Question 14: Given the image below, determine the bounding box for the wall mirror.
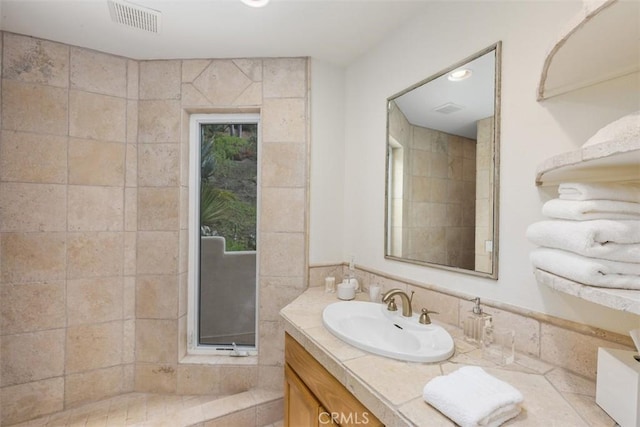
[385,42,501,279]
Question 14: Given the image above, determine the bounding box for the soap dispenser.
[463,297,492,344]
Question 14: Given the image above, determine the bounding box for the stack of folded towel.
[527,182,640,289]
[423,366,524,427]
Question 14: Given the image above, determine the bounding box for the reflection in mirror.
[385,43,501,279]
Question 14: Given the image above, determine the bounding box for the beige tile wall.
[0,31,309,425]
[387,101,476,269]
[134,59,181,396]
[475,116,494,273]
[169,56,309,394]
[308,264,635,380]
[406,126,476,269]
[0,33,134,425]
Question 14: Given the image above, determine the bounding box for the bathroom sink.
[322,301,455,363]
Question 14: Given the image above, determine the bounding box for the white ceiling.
[0,0,431,66]
[394,49,495,139]
[0,0,493,137]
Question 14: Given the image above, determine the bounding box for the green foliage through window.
[200,123,257,252]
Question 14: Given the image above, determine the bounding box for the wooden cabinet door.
[284,334,383,427]
[285,364,334,426]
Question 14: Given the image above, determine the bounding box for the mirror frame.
[384,42,501,279]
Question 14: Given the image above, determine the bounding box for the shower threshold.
[8,389,282,427]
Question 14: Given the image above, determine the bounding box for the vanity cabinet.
[284,333,383,427]
[285,364,329,426]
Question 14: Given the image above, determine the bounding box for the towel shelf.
[533,140,639,312]
[535,269,640,315]
[533,0,639,316]
[535,0,639,185]
[535,139,640,186]
[537,0,639,100]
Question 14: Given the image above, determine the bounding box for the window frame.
[187,113,261,356]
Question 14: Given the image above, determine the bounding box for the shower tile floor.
[9,390,283,427]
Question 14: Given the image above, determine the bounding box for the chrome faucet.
[382,289,414,317]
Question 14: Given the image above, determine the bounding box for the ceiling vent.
[108,0,161,34]
[433,102,465,115]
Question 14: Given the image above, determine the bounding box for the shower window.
[188,113,259,355]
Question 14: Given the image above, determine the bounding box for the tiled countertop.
[280,287,615,427]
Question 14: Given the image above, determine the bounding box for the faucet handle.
[386,297,398,312]
[418,308,439,325]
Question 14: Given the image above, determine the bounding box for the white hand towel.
[542,199,640,221]
[530,248,640,289]
[558,182,640,203]
[526,220,640,263]
[423,366,523,427]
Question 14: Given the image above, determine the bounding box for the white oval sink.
[322,301,455,363]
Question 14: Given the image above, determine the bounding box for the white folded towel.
[558,182,640,203]
[526,220,640,263]
[530,248,640,289]
[542,199,640,220]
[423,366,523,427]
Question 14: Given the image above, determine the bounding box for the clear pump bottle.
[463,297,492,344]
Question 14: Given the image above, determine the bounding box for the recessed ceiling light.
[448,69,472,81]
[241,0,270,7]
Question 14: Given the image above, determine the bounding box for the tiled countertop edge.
[281,288,617,427]
[281,312,414,426]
